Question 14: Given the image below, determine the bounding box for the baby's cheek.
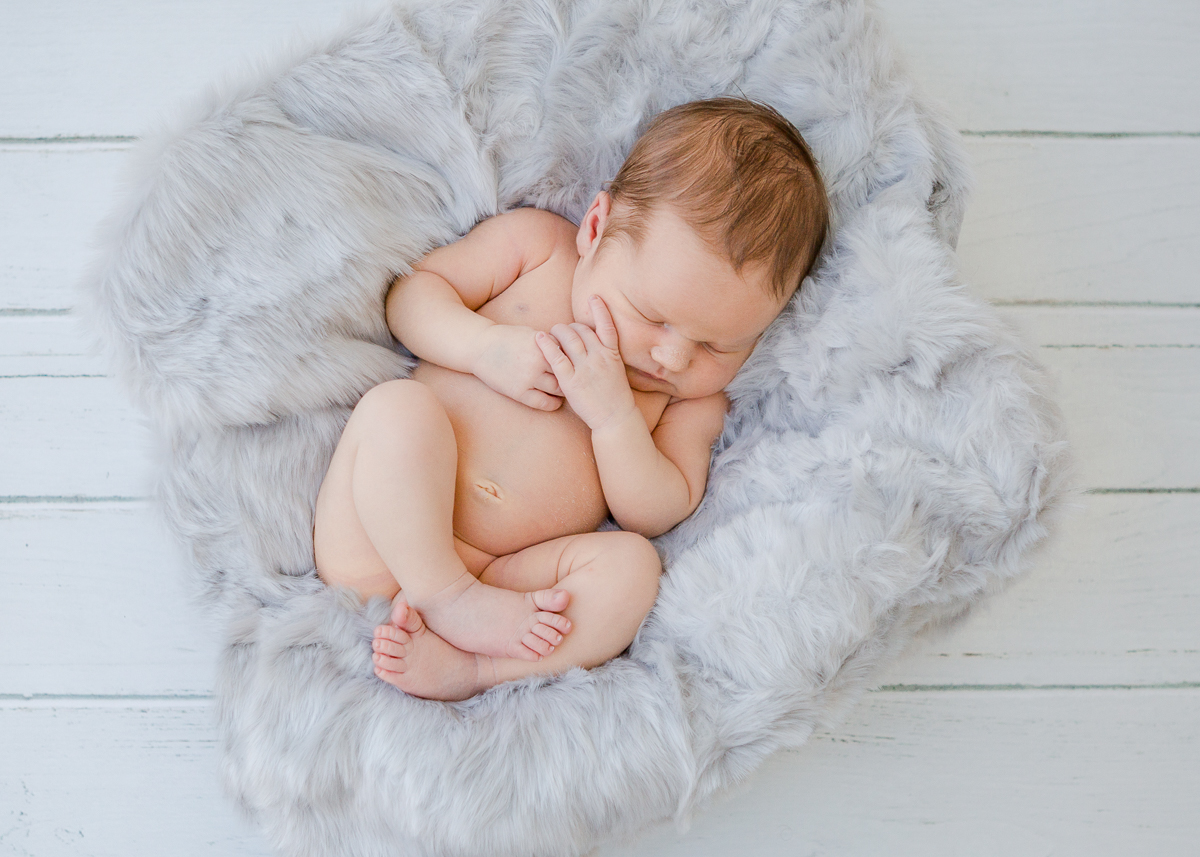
[694,363,738,397]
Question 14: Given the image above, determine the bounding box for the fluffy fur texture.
[78,0,1069,854]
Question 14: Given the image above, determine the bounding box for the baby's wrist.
[588,403,642,439]
[467,321,500,375]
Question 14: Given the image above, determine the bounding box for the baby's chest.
[476,255,574,330]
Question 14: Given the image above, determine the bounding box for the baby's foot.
[372,599,497,701]
[408,572,571,661]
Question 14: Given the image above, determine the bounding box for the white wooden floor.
[2,2,1198,855]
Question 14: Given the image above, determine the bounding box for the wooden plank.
[3,1,1198,138]
[1041,347,1200,489]
[881,493,1200,686]
[0,1,364,139]
[0,314,108,376]
[0,702,269,857]
[875,0,1200,132]
[959,136,1200,305]
[0,502,223,696]
[0,143,129,311]
[996,305,1200,349]
[602,688,1200,857]
[0,376,150,498]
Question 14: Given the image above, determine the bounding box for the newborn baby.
[314,98,828,700]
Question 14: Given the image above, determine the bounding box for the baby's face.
[572,195,788,400]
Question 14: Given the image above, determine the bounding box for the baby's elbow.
[613,514,663,540]
[613,503,691,540]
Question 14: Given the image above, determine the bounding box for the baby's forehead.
[618,205,786,337]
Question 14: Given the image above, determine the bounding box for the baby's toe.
[522,632,554,657]
[374,625,410,644]
[372,650,407,673]
[534,611,571,635]
[530,622,564,646]
[374,636,408,657]
[507,638,543,662]
[531,588,571,614]
[374,665,407,689]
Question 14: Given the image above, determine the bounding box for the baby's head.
[572,97,828,400]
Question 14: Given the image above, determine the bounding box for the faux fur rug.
[79,0,1069,854]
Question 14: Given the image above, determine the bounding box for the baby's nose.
[650,342,691,373]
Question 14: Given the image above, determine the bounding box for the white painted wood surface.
[604,689,1200,857]
[2,0,1197,855]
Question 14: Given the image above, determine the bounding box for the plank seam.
[0,693,212,701]
[1087,488,1200,494]
[4,686,1196,710]
[0,135,137,144]
[991,300,1200,309]
[878,682,1200,691]
[0,495,147,503]
[0,696,214,710]
[1040,344,1200,350]
[962,131,1200,139]
[0,309,73,317]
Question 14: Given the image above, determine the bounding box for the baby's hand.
[472,324,563,411]
[536,296,637,431]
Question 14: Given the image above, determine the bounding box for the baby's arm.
[537,297,725,537]
[592,393,725,537]
[386,209,564,410]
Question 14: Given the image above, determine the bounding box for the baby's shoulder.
[650,392,729,468]
[658,391,729,434]
[489,207,578,269]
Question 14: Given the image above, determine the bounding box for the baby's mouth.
[627,366,668,387]
[628,366,658,380]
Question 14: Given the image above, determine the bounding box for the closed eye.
[630,302,665,326]
[704,341,753,357]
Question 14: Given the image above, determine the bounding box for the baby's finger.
[519,389,563,411]
[569,322,603,351]
[589,295,620,350]
[550,323,588,359]
[534,371,563,397]
[535,331,574,378]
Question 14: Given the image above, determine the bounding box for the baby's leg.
[372,531,661,700]
[332,379,571,660]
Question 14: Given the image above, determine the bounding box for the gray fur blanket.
[79,0,1069,854]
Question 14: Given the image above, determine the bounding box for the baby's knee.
[352,379,448,435]
[608,532,662,608]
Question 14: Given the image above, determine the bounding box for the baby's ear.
[576,191,612,256]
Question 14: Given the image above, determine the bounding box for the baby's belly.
[412,362,609,557]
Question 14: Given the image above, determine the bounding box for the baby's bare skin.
[314,195,787,698]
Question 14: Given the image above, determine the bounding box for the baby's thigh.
[480,531,661,602]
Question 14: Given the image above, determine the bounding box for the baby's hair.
[602,97,828,300]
